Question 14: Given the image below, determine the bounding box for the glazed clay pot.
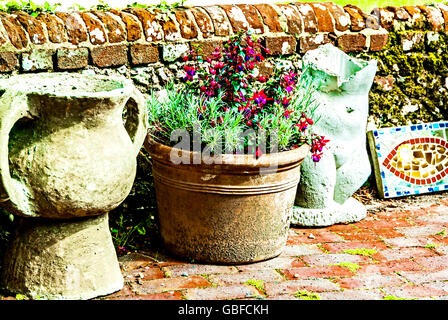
[0,73,147,299]
[145,137,309,264]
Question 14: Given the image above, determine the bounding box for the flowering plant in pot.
[145,31,329,264]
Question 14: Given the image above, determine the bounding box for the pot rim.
[0,73,134,99]
[144,134,310,169]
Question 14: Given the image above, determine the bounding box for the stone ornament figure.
[0,73,148,299]
[292,44,377,226]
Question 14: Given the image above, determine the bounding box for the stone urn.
[292,44,377,227]
[0,73,148,299]
[145,137,309,264]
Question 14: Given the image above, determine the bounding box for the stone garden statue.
[292,44,378,226]
[0,73,148,299]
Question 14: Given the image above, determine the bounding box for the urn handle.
[0,90,35,215]
[122,87,148,157]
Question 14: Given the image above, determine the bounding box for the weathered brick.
[414,255,448,270]
[0,52,18,72]
[184,285,260,300]
[319,289,385,300]
[137,275,212,295]
[301,253,370,267]
[36,13,66,43]
[335,273,406,290]
[254,4,282,33]
[343,5,366,31]
[155,9,181,42]
[382,284,448,299]
[403,6,425,26]
[190,7,213,38]
[385,5,411,20]
[13,11,47,45]
[130,44,159,65]
[265,36,297,56]
[21,49,54,72]
[293,3,318,33]
[127,267,165,281]
[417,5,444,31]
[202,6,231,36]
[208,270,284,286]
[109,291,183,300]
[397,224,443,237]
[323,2,350,32]
[371,7,396,30]
[80,12,107,45]
[115,10,142,42]
[400,268,448,284]
[337,33,366,52]
[162,42,189,62]
[123,7,163,42]
[236,257,300,272]
[370,33,389,51]
[0,14,29,49]
[380,247,437,261]
[281,244,323,257]
[436,3,448,30]
[220,5,249,32]
[236,4,264,34]
[189,40,222,59]
[276,4,303,34]
[264,279,340,296]
[309,2,334,32]
[282,265,355,280]
[288,229,343,244]
[358,260,424,275]
[174,9,198,39]
[322,240,389,253]
[55,12,88,45]
[56,48,89,70]
[163,263,238,278]
[91,11,126,43]
[91,44,127,67]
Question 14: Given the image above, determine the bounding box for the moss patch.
[294,290,321,300]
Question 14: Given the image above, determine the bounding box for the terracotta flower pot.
[144,136,309,264]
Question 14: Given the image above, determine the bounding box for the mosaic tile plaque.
[367,121,448,198]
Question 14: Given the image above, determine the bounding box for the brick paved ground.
[99,193,448,301]
[1,191,447,301]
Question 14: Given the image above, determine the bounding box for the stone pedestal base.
[0,213,123,300]
[291,197,367,227]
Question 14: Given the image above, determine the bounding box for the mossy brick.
[402,5,425,28]
[293,3,318,33]
[36,13,67,43]
[0,52,18,72]
[276,4,303,35]
[417,5,444,32]
[80,12,107,45]
[0,14,29,49]
[55,12,88,45]
[337,33,366,52]
[436,4,448,30]
[13,11,47,45]
[123,7,163,42]
[202,6,231,36]
[113,10,142,42]
[21,49,54,72]
[371,7,396,30]
[130,44,159,65]
[91,11,126,43]
[220,5,249,33]
[343,5,366,31]
[189,40,223,59]
[254,4,283,33]
[91,44,127,67]
[190,7,213,38]
[309,2,335,32]
[236,4,264,34]
[56,48,89,70]
[323,2,350,32]
[153,9,181,42]
[174,9,198,39]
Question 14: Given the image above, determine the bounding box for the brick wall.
[0,3,442,79]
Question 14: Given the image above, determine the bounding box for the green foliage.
[244,279,266,294]
[0,0,60,16]
[342,248,378,257]
[294,290,321,300]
